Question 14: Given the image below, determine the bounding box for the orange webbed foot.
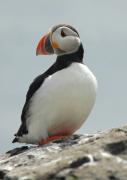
[38,135,69,145]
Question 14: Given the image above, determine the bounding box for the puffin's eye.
[61,29,66,37]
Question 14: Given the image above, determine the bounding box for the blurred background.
[0,0,127,153]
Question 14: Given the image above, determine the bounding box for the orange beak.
[36,33,54,56]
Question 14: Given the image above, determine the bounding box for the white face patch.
[51,26,81,55]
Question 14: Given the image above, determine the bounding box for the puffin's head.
[36,24,81,56]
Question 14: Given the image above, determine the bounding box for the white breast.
[20,62,97,144]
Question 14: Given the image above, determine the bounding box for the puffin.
[12,24,97,145]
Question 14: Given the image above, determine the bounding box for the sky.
[0,0,127,153]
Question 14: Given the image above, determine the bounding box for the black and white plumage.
[12,24,97,144]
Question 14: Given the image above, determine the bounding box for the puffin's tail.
[12,123,28,143]
[12,137,19,143]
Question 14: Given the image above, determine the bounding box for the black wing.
[13,63,56,140]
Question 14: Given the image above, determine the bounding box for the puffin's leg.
[38,135,69,145]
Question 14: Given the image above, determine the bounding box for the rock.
[0,126,127,180]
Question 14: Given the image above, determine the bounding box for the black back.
[13,44,84,140]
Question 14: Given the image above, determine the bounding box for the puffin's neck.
[44,44,84,75]
[56,44,84,68]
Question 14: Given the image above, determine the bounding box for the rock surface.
[0,125,127,180]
